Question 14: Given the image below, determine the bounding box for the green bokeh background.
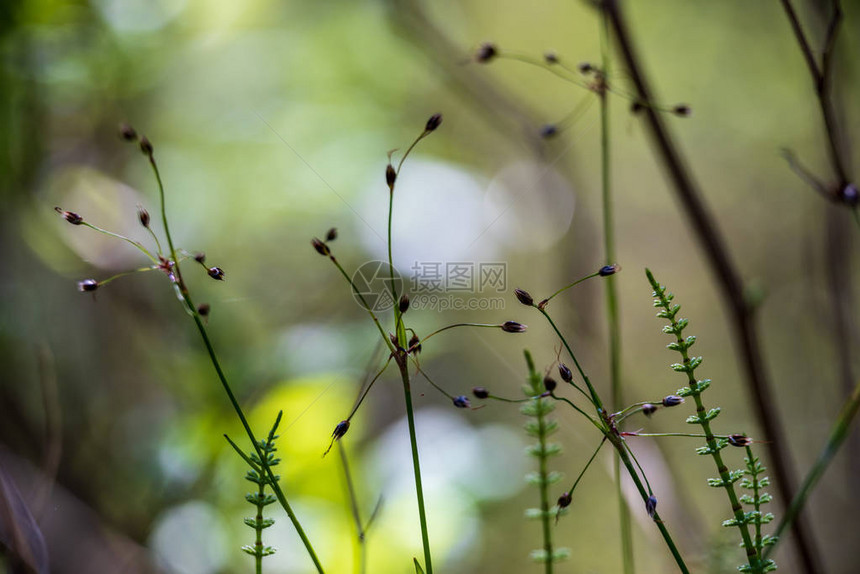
[2,0,859,572]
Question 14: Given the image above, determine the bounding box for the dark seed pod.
[475,42,497,63]
[662,395,684,407]
[557,492,572,509]
[425,113,443,132]
[642,403,658,416]
[514,288,534,307]
[452,395,471,408]
[409,333,422,354]
[325,227,338,242]
[630,101,644,114]
[578,62,593,74]
[55,207,84,225]
[599,264,621,277]
[197,303,210,317]
[472,386,489,399]
[672,105,691,117]
[332,420,350,440]
[311,238,330,256]
[840,183,858,206]
[399,294,410,314]
[139,136,154,156]
[543,376,557,392]
[728,434,752,447]
[646,495,658,517]
[207,267,225,281]
[77,279,99,292]
[137,206,150,228]
[119,123,138,141]
[500,321,527,333]
[386,164,397,188]
[194,252,206,264]
[558,363,573,383]
[544,52,558,64]
[540,124,558,139]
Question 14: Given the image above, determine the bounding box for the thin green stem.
[327,256,395,354]
[347,355,394,421]
[81,222,159,263]
[764,378,860,559]
[147,156,325,573]
[396,358,433,573]
[255,479,265,574]
[537,309,600,408]
[416,322,507,347]
[338,442,367,574]
[536,398,554,574]
[746,445,763,558]
[549,393,602,430]
[561,437,606,503]
[540,272,601,306]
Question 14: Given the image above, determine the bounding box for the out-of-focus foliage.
[2,0,859,573]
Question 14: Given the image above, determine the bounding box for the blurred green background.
[2,0,859,572]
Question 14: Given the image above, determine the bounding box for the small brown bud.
[599,264,621,277]
[475,42,497,63]
[642,403,658,416]
[630,101,644,114]
[728,434,753,447]
[197,303,210,317]
[540,125,558,139]
[137,205,150,228]
[385,164,397,189]
[54,207,83,225]
[325,227,338,242]
[578,62,593,74]
[500,321,527,333]
[453,395,471,408]
[207,267,225,281]
[662,395,684,407]
[311,238,330,256]
[139,136,153,156]
[472,386,489,399]
[544,52,558,64]
[557,492,572,509]
[543,376,557,392]
[646,495,658,517]
[194,252,206,264]
[77,279,99,292]
[558,363,573,383]
[672,105,691,117]
[119,123,138,141]
[840,184,858,206]
[514,288,534,306]
[425,113,443,132]
[409,333,422,355]
[332,420,350,440]
[399,294,410,314]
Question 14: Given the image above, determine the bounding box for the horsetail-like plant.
[225,412,284,573]
[521,350,568,571]
[646,269,775,573]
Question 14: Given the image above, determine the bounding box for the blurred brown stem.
[601,0,822,571]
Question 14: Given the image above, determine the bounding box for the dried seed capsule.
[425,113,443,132]
[77,279,99,292]
[557,492,572,509]
[544,52,558,64]
[139,136,153,156]
[332,420,350,440]
[578,62,593,74]
[55,207,83,225]
[197,303,210,317]
[662,395,684,407]
[399,294,410,313]
[119,123,138,141]
[325,227,338,242]
[207,267,225,281]
[385,164,397,188]
[558,363,573,383]
[840,183,858,206]
[641,403,658,416]
[630,101,644,114]
[728,434,752,447]
[672,105,691,117]
[452,395,471,408]
[194,252,206,264]
[409,333,422,355]
[540,125,558,139]
[500,321,527,333]
[599,264,621,277]
[514,288,534,307]
[646,495,658,517]
[472,386,489,399]
[543,376,557,392]
[137,206,150,228]
[311,238,330,256]
[475,42,497,63]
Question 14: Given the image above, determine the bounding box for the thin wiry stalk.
[147,156,325,573]
[338,442,367,574]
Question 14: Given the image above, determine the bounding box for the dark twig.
[601,1,821,571]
